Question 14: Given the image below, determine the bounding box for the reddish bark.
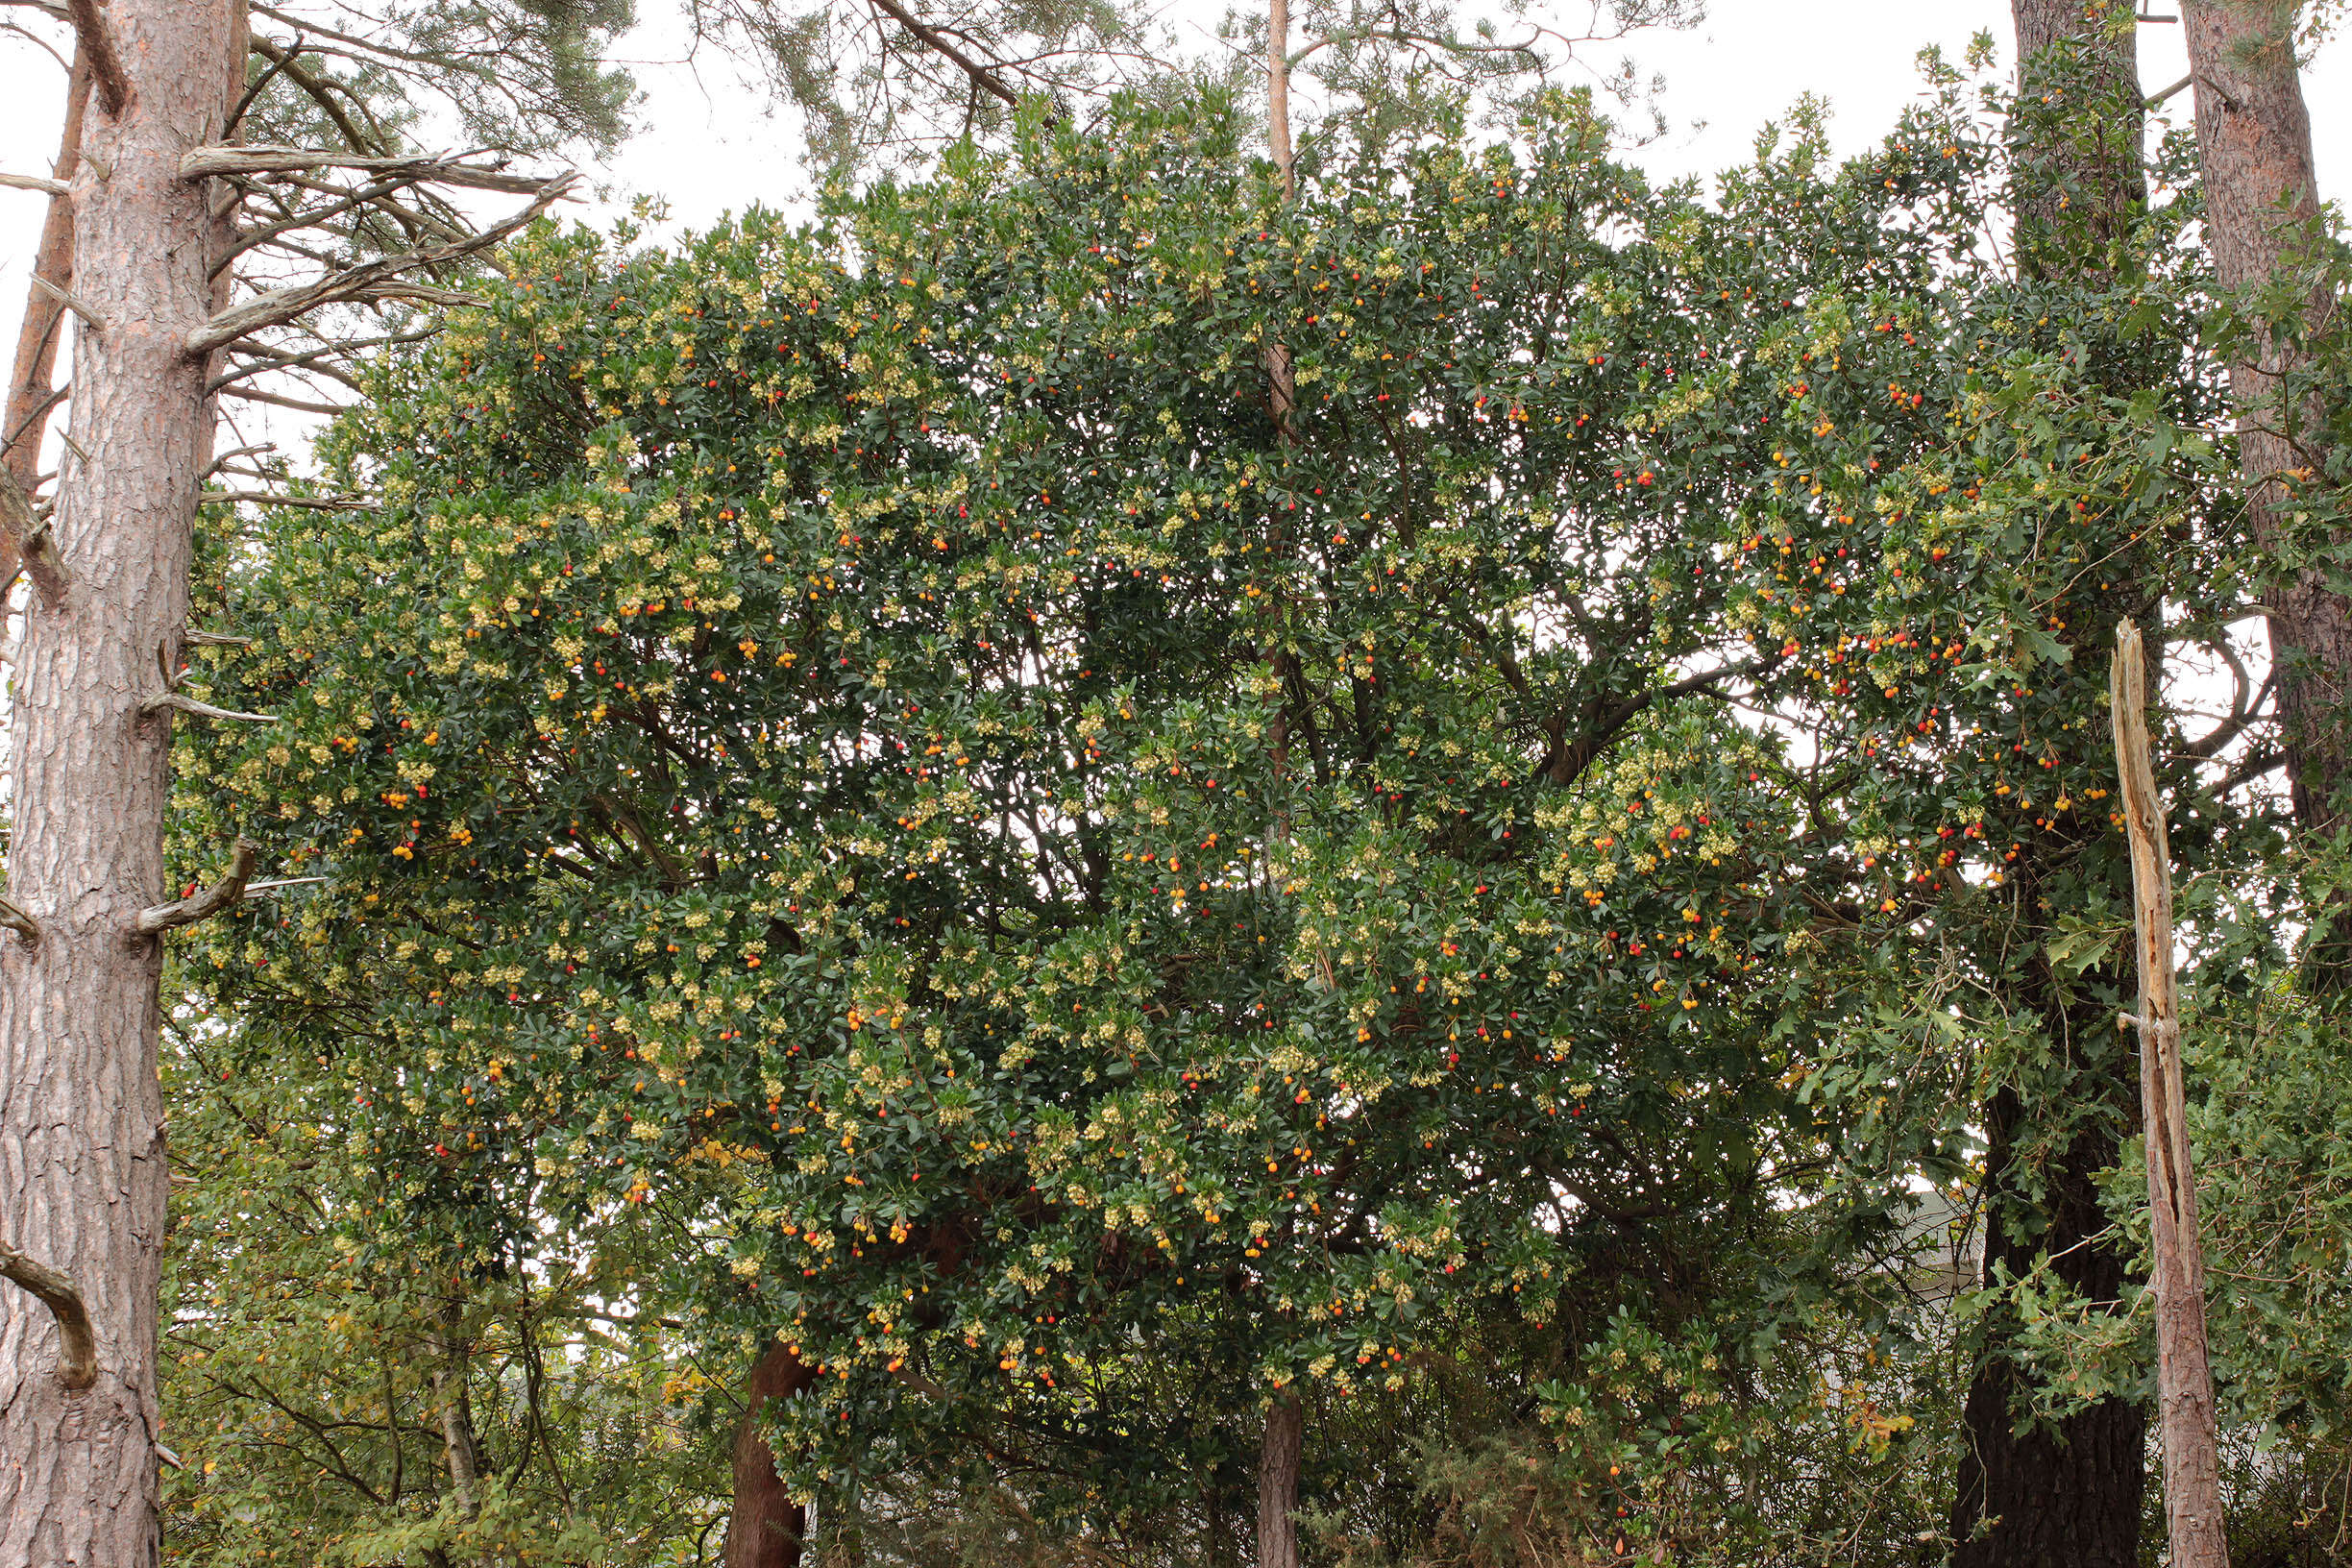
[726,1342,817,1568]
[0,3,244,1564]
[2183,0,2348,834]
[1257,1389,1302,1568]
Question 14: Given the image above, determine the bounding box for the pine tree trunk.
[726,1343,816,1568]
[0,2,240,1562]
[2181,0,2348,834]
[1257,1389,1302,1568]
[1947,9,2152,1564]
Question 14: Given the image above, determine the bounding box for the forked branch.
[136,839,258,935]
[0,1237,97,1389]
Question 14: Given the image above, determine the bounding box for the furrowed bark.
[726,1342,816,1568]
[0,3,241,1564]
[0,53,90,600]
[2182,0,2350,839]
[2112,622,2228,1568]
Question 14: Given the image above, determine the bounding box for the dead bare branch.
[141,691,278,725]
[0,894,41,943]
[184,174,574,356]
[182,143,556,196]
[0,462,68,604]
[0,172,67,196]
[28,272,104,332]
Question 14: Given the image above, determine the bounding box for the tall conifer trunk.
[1948,5,2150,1564]
[2181,0,2349,837]
[0,3,242,1561]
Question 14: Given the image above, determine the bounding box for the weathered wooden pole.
[2110,619,2229,1567]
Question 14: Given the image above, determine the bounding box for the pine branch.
[0,462,68,603]
[28,273,104,332]
[142,691,278,725]
[0,893,41,943]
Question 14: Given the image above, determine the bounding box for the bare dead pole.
[2110,619,2229,1568]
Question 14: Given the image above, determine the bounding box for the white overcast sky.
[0,3,2344,401]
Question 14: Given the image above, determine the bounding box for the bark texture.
[0,54,91,597]
[2183,0,2347,835]
[1948,8,2153,1564]
[0,2,240,1563]
[2112,624,2229,1568]
[1257,1389,1303,1568]
[726,1343,817,1568]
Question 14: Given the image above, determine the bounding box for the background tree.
[2182,0,2350,845]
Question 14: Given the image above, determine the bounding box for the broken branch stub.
[0,1238,98,1389]
[135,839,258,936]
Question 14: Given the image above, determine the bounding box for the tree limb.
[135,839,258,935]
[184,174,575,356]
[0,171,66,196]
[866,0,1020,107]
[142,691,278,725]
[183,144,557,196]
[0,1237,97,1388]
[28,272,104,331]
[201,489,375,510]
[62,0,127,116]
